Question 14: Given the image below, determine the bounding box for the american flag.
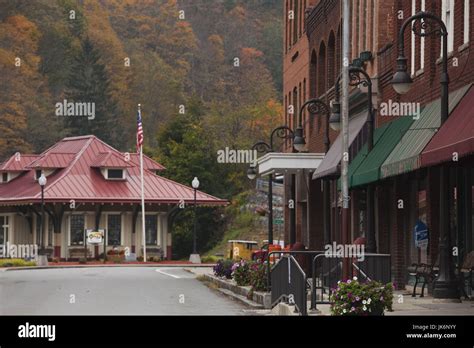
[136,105,144,152]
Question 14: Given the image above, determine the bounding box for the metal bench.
[407,261,438,297]
[459,251,474,299]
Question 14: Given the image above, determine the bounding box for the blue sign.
[414,220,428,249]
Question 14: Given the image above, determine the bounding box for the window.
[361,0,367,51]
[420,0,425,70]
[411,0,426,75]
[1,172,7,183]
[35,170,42,180]
[0,216,9,245]
[464,0,470,45]
[354,0,360,57]
[107,214,122,246]
[441,0,455,54]
[145,215,158,245]
[70,215,85,246]
[107,169,124,179]
[293,0,298,44]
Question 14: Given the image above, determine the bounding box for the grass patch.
[0,258,36,267]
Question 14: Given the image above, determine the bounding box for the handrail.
[267,250,325,289]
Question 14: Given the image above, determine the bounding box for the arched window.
[294,0,299,44]
[317,41,326,97]
[336,24,342,79]
[328,32,336,87]
[293,87,298,129]
[310,50,317,98]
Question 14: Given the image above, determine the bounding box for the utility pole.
[341,0,351,277]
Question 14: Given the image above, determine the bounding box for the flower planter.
[329,277,394,316]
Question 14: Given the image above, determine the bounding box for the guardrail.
[267,251,324,316]
[270,255,308,315]
[311,253,391,310]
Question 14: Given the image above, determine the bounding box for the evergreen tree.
[64,37,122,147]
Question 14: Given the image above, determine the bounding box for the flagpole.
[138,104,147,263]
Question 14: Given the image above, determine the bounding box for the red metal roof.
[90,152,132,168]
[421,85,474,167]
[0,135,227,206]
[0,154,40,171]
[27,153,76,169]
[129,153,166,171]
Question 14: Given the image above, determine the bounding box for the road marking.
[155,268,181,279]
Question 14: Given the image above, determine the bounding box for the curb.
[2,264,215,271]
[200,273,271,309]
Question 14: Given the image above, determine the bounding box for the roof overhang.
[257,152,325,176]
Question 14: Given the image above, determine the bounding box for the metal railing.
[267,251,324,316]
[267,250,392,314]
[311,253,391,310]
[270,255,307,315]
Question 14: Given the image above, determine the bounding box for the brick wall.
[378,0,474,128]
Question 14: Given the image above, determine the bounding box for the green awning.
[380,85,471,179]
[349,116,414,188]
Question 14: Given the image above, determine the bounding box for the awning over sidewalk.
[380,85,470,179]
[349,116,414,188]
[421,85,474,167]
[257,152,325,176]
[312,111,367,180]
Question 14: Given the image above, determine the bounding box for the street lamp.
[329,100,342,131]
[38,173,48,266]
[189,176,201,264]
[248,126,294,246]
[295,98,332,245]
[247,166,257,180]
[392,11,456,299]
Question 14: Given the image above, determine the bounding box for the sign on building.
[86,229,104,245]
[414,220,428,249]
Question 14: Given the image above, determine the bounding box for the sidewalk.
[291,290,474,316]
[188,266,474,315]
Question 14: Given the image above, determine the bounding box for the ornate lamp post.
[38,173,48,266]
[248,126,295,246]
[189,176,201,264]
[293,99,332,245]
[331,67,376,253]
[392,11,457,299]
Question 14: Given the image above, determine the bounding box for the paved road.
[0,267,246,315]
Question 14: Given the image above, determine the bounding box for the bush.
[0,258,36,267]
[330,277,394,316]
[249,260,267,292]
[137,256,144,262]
[201,255,220,264]
[232,260,252,286]
[213,259,233,279]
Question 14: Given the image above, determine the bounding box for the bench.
[459,251,474,299]
[407,261,438,297]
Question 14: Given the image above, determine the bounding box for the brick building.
[283,0,473,293]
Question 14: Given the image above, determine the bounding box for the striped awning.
[380,85,471,179]
[349,115,414,188]
[421,85,474,166]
